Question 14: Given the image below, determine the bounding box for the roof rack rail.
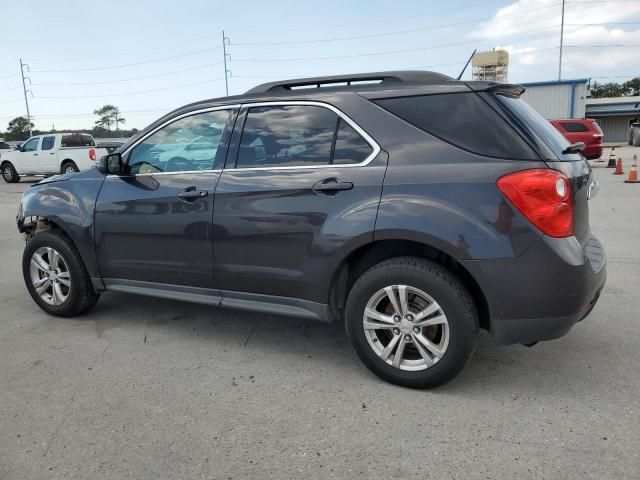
[245,70,452,94]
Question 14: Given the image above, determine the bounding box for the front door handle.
[312,178,354,194]
[177,187,208,200]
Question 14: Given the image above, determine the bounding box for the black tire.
[628,129,634,145]
[1,162,20,183]
[345,257,478,389]
[22,230,99,317]
[61,161,79,174]
[633,130,640,147]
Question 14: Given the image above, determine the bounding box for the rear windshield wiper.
[562,142,586,154]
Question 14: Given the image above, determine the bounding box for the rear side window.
[374,93,538,160]
[560,122,589,132]
[237,105,336,168]
[41,136,55,151]
[333,119,373,165]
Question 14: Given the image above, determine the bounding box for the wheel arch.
[328,238,491,332]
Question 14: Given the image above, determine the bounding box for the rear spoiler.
[487,84,525,98]
[466,82,525,98]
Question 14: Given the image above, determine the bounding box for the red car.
[550,119,604,160]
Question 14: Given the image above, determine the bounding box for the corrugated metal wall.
[590,116,631,143]
[520,82,587,119]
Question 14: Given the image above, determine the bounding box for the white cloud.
[471,0,640,81]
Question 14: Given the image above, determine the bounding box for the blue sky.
[1,0,639,130]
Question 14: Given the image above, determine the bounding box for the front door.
[94,107,236,289]
[212,102,387,304]
[20,137,41,173]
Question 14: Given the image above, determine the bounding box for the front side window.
[127,110,232,175]
[237,105,337,168]
[42,136,56,151]
[23,137,39,152]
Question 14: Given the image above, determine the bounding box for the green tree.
[93,105,126,132]
[6,116,33,141]
[590,81,627,98]
[623,78,640,96]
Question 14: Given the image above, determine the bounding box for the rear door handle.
[177,187,208,200]
[312,178,354,194]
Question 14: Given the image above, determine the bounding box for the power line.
[31,47,223,73]
[0,97,23,105]
[32,63,224,87]
[232,25,562,63]
[230,3,563,46]
[0,85,22,92]
[564,44,640,47]
[34,77,226,99]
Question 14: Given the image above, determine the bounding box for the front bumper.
[463,233,606,345]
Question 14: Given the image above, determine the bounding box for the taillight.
[89,148,96,161]
[496,169,573,238]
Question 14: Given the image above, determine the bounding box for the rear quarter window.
[560,122,589,132]
[374,92,539,160]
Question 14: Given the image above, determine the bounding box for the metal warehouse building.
[520,79,589,120]
[586,96,640,143]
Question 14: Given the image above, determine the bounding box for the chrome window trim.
[229,100,381,172]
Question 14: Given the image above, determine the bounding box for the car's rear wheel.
[61,161,79,175]
[345,257,478,388]
[22,230,99,317]
[1,162,20,183]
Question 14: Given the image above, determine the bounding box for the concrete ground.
[1,148,639,479]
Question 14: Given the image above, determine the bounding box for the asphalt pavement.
[1,148,639,479]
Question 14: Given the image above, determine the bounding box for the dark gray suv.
[16,71,606,388]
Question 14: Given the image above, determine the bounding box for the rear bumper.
[463,233,606,345]
[583,144,603,160]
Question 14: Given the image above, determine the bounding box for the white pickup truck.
[0,133,109,183]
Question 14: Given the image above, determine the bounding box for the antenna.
[457,49,477,81]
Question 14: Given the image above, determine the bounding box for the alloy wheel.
[363,285,450,371]
[29,247,71,305]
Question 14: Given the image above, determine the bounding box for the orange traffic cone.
[625,155,639,183]
[613,158,624,175]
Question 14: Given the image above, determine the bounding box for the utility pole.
[19,58,33,137]
[222,30,231,96]
[558,0,565,80]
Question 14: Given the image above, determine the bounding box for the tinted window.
[23,137,39,152]
[333,119,373,164]
[560,122,589,132]
[237,105,336,168]
[128,110,232,175]
[498,96,580,161]
[0,142,11,149]
[375,93,538,160]
[42,136,56,151]
[81,134,96,146]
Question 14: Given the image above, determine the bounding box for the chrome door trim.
[226,100,382,172]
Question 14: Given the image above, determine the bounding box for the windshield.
[497,95,583,161]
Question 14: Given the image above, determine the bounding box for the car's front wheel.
[1,162,20,183]
[345,257,478,389]
[22,230,99,317]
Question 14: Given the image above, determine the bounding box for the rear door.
[39,135,57,172]
[212,101,387,304]
[94,107,237,289]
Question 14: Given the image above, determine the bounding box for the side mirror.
[97,152,124,175]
